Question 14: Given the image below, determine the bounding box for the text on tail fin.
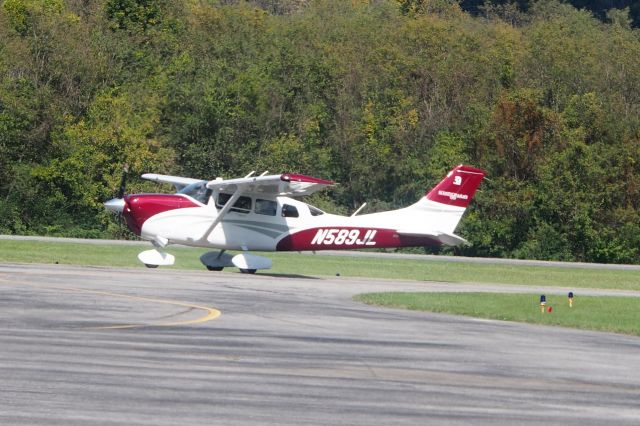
[425,165,485,208]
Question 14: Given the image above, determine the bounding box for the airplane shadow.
[257,273,320,280]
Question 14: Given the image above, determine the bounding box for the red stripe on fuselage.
[122,194,200,235]
[276,227,441,251]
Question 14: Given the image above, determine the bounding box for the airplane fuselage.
[123,193,457,252]
[107,165,485,270]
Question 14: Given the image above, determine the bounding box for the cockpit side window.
[255,199,277,216]
[216,192,232,208]
[281,204,299,218]
[217,193,252,214]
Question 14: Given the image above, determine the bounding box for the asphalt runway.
[0,263,639,425]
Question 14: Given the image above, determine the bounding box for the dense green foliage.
[460,1,640,28]
[1,0,640,263]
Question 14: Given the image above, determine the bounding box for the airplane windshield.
[178,181,211,204]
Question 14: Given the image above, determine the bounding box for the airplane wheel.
[145,264,159,269]
[240,269,257,274]
[206,266,224,271]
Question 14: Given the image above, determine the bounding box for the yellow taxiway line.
[0,277,221,329]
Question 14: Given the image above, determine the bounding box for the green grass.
[356,292,640,336]
[3,239,640,335]
[2,239,640,290]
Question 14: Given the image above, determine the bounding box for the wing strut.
[197,189,243,243]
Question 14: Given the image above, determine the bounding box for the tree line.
[1,0,639,263]
[460,0,640,27]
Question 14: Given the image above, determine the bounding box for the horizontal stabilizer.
[396,230,469,246]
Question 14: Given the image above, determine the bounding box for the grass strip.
[2,239,640,291]
[356,292,640,336]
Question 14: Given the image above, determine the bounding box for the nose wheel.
[138,249,175,268]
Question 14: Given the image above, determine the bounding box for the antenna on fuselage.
[350,202,367,217]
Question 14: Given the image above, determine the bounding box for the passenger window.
[281,204,299,218]
[234,196,252,212]
[255,199,277,216]
[217,193,252,214]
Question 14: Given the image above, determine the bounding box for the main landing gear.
[200,251,271,274]
[137,249,269,274]
[200,251,234,272]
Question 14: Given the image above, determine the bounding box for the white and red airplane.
[104,165,485,273]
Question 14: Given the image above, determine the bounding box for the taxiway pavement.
[0,263,639,425]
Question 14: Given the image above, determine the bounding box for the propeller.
[105,164,129,214]
[116,163,130,199]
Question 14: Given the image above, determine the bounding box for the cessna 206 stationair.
[104,165,485,273]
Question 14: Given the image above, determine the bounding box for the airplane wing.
[396,230,469,246]
[206,173,335,197]
[197,173,335,243]
[141,173,205,191]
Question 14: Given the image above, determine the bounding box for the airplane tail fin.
[404,165,485,238]
[424,165,485,208]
